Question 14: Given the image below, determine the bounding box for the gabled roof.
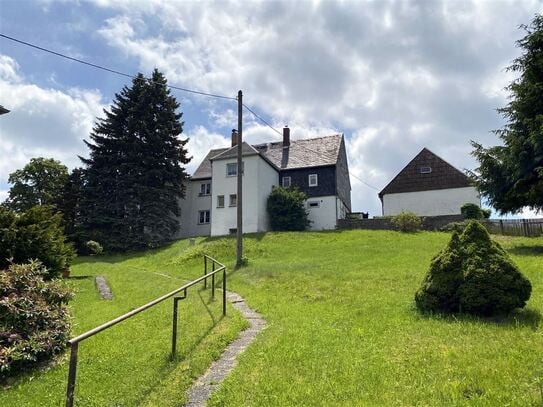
[210,142,260,161]
[255,134,342,170]
[191,148,229,179]
[0,105,9,115]
[379,148,473,197]
[190,135,343,179]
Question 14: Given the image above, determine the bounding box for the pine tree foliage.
[471,14,543,214]
[80,70,190,251]
[415,221,532,316]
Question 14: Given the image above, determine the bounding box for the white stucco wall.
[176,179,212,238]
[306,195,338,230]
[382,187,480,216]
[211,155,278,236]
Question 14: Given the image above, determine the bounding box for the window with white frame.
[229,194,237,207]
[217,195,225,208]
[199,182,211,196]
[226,162,244,176]
[308,201,320,208]
[198,210,210,224]
[282,176,291,188]
[308,174,318,187]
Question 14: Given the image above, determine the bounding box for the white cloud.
[87,0,540,215]
[0,54,106,190]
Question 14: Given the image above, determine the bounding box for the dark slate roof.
[191,148,229,179]
[254,134,342,170]
[190,135,343,179]
[0,105,9,115]
[379,148,473,197]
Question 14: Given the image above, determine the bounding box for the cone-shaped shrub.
[415,221,532,316]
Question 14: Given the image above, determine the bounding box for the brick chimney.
[283,126,290,147]
[231,129,238,147]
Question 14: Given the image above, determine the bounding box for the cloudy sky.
[0,0,541,217]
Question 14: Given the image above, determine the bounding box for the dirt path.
[184,291,266,406]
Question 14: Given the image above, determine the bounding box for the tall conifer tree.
[81,70,190,250]
[471,15,543,214]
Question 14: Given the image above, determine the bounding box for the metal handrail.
[65,255,226,407]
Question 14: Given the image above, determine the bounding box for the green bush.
[391,211,421,233]
[0,206,75,279]
[85,240,103,255]
[461,203,485,219]
[267,186,310,231]
[415,221,532,316]
[0,261,73,379]
[481,208,492,219]
[440,220,471,233]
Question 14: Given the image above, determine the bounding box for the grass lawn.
[0,239,247,406]
[1,230,542,406]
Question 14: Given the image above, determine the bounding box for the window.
[308,174,318,187]
[419,166,432,174]
[308,201,320,208]
[229,194,237,207]
[229,228,237,235]
[199,182,211,196]
[226,162,244,176]
[198,210,210,224]
[282,176,291,188]
[217,195,225,208]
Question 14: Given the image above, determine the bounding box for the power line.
[0,33,236,101]
[2,32,381,191]
[242,103,282,135]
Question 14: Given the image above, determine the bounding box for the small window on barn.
[308,174,318,187]
[419,166,432,174]
[308,201,320,208]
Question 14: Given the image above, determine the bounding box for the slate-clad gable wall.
[280,166,336,197]
[335,138,351,210]
[379,148,473,196]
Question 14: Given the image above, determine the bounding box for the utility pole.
[236,90,243,267]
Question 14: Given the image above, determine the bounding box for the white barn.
[379,148,480,217]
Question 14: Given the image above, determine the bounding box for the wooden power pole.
[236,90,243,267]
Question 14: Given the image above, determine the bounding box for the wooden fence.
[483,218,543,237]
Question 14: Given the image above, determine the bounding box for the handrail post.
[222,268,226,316]
[204,256,207,289]
[171,297,179,359]
[211,261,215,300]
[65,341,79,407]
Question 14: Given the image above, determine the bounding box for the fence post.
[523,219,528,237]
[211,262,215,300]
[499,219,504,235]
[204,256,207,289]
[222,268,227,316]
[171,297,179,358]
[65,342,79,407]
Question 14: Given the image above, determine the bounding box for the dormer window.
[419,166,432,174]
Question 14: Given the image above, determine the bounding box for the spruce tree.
[80,70,190,251]
[471,14,543,214]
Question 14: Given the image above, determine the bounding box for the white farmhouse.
[379,148,480,216]
[177,128,352,237]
